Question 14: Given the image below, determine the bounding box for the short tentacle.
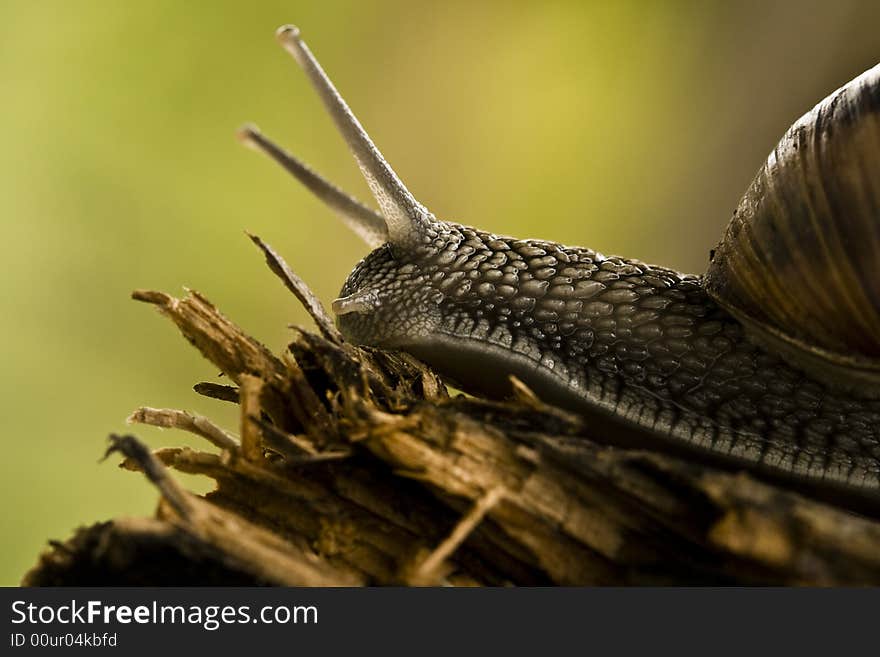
[237,123,388,247]
[332,290,379,316]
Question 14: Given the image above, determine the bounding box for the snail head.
[238,25,447,347]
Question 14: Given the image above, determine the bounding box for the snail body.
[241,26,880,514]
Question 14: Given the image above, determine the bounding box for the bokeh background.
[1,0,878,584]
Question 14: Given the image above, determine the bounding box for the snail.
[238,26,880,514]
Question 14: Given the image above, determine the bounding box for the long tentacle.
[275,25,438,246]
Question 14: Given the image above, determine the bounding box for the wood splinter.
[406,487,507,586]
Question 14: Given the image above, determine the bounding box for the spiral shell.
[705,63,880,389]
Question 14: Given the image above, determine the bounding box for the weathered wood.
[23,240,880,586]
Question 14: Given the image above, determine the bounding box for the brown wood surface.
[23,237,880,586]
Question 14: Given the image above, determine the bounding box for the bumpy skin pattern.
[337,223,880,498]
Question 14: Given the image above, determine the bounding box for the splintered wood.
[23,236,880,586]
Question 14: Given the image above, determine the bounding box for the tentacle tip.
[275,24,301,45]
[236,123,262,149]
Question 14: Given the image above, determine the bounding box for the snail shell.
[705,63,880,392]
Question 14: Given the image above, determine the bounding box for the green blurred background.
[1,0,878,584]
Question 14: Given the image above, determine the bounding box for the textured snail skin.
[247,27,880,515]
[338,224,880,512]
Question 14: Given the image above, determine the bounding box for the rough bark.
[23,236,880,586]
